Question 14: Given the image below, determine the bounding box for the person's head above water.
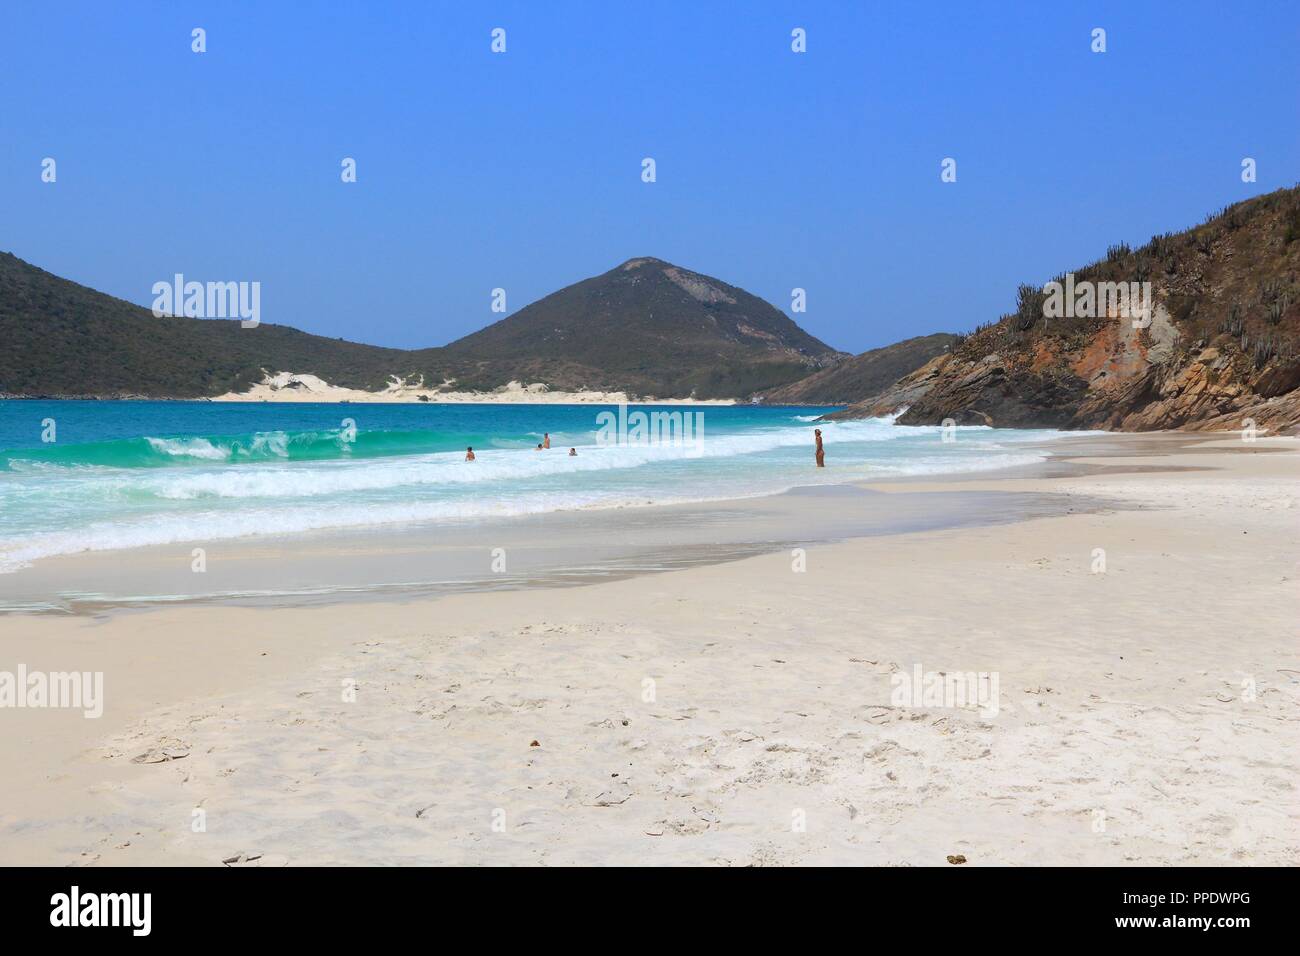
[569,447,576,456]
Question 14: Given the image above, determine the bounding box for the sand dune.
[210,372,736,405]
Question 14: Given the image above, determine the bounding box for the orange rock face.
[827,187,1300,435]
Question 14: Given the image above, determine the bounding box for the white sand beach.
[1,434,1296,866]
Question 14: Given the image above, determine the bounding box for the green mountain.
[759,333,958,405]
[439,257,843,397]
[0,253,841,400]
[0,252,411,398]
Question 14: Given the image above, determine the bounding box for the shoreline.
[0,481,1101,616]
[0,431,1280,615]
[0,432,1295,865]
[0,431,1149,615]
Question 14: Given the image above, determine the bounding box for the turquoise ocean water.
[0,401,1065,573]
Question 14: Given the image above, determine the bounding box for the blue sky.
[2,1,1297,353]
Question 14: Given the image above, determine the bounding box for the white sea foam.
[0,489,712,572]
[144,437,231,460]
[120,418,899,501]
[0,417,1064,572]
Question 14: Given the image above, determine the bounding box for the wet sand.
[1,482,1099,614]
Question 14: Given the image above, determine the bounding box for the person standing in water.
[814,428,825,468]
[465,447,475,461]
[543,433,551,449]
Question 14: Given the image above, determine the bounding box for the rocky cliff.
[828,186,1300,434]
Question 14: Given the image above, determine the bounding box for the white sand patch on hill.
[211,372,735,405]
